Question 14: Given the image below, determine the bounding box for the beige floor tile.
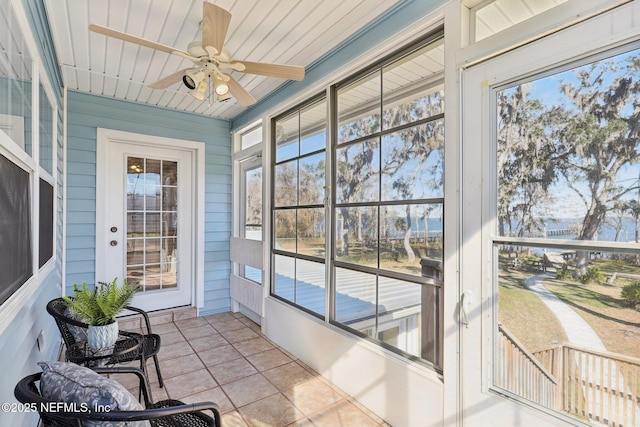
[286,418,315,427]
[188,334,229,352]
[222,410,250,427]
[175,316,209,330]
[164,368,217,400]
[204,312,238,325]
[246,348,293,371]
[180,324,217,340]
[159,331,187,346]
[208,357,258,385]
[220,327,260,344]
[282,378,342,416]
[116,312,391,426]
[238,393,305,427]
[262,362,315,391]
[161,353,205,379]
[156,341,194,362]
[179,386,235,414]
[347,397,386,424]
[233,337,275,356]
[151,321,179,334]
[198,344,243,367]
[148,382,169,403]
[308,399,380,427]
[221,374,278,408]
[212,318,247,333]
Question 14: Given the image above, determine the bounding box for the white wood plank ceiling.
[43,0,401,121]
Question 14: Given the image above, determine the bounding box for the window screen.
[0,153,32,304]
[39,178,53,267]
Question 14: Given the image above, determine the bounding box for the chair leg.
[153,354,164,388]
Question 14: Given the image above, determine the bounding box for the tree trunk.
[404,205,416,263]
[340,208,350,256]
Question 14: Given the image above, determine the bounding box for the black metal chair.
[14,366,221,427]
[46,297,164,388]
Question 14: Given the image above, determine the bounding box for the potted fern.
[64,278,139,350]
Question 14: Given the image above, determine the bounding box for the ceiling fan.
[89,1,305,106]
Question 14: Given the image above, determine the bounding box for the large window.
[271,31,446,369]
[0,0,57,308]
[272,97,327,315]
[333,33,444,367]
[493,45,640,424]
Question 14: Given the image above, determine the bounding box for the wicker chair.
[14,366,221,427]
[46,297,164,387]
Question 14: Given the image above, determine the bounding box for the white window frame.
[461,2,640,424]
[0,0,59,331]
[231,122,266,320]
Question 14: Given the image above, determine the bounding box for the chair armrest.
[123,305,154,334]
[62,400,221,425]
[93,366,152,407]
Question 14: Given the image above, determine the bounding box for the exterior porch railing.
[496,324,560,409]
[497,324,640,427]
[532,343,640,427]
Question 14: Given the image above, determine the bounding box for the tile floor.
[117,311,390,427]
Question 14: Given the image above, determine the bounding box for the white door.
[461,4,640,426]
[96,129,202,312]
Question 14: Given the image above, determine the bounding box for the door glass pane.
[494,46,640,424]
[244,167,262,240]
[496,47,640,244]
[126,157,178,292]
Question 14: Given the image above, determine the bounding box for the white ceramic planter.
[87,321,118,350]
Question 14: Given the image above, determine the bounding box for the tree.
[497,52,640,270]
[555,57,640,269]
[335,89,444,260]
[497,84,557,239]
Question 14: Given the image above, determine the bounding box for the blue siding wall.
[66,91,232,315]
[0,271,62,426]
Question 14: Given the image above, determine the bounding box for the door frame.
[95,128,205,310]
[460,3,640,425]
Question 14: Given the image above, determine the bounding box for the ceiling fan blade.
[202,2,231,55]
[230,60,305,81]
[148,68,192,89]
[89,24,190,57]
[226,75,256,107]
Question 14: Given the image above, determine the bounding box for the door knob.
[110,240,118,246]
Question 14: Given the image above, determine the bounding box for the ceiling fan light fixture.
[217,92,232,102]
[214,76,229,96]
[190,80,208,100]
[183,70,205,90]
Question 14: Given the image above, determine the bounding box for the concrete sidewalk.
[525,273,606,351]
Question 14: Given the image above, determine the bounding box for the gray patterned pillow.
[38,361,150,427]
[64,306,88,343]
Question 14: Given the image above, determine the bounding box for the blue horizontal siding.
[66,91,232,314]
